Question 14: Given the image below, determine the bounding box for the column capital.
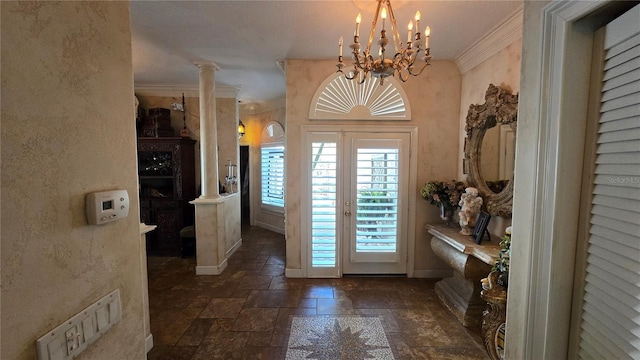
[194,61,220,71]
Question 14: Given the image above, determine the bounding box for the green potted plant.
[492,226,511,288]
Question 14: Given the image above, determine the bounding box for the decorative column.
[190,61,242,275]
[195,61,220,198]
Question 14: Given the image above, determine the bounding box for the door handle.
[344,210,351,216]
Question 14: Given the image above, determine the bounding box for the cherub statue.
[459,187,483,235]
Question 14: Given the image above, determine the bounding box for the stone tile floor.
[147,226,489,360]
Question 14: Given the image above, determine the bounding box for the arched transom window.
[309,73,411,121]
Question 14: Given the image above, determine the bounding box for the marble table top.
[426,223,501,265]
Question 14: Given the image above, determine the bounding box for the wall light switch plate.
[64,326,80,353]
[36,289,122,360]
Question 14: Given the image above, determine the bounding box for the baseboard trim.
[226,238,243,258]
[145,334,154,353]
[285,268,304,278]
[254,221,285,235]
[412,269,453,278]
[196,260,228,275]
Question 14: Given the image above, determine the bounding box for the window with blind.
[578,5,640,359]
[261,145,285,209]
[260,122,285,212]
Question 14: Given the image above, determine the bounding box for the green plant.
[493,227,511,274]
[357,190,394,216]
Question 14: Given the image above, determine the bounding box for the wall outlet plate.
[36,289,121,360]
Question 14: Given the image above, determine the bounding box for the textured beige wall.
[285,59,462,274]
[1,2,146,359]
[216,98,240,194]
[239,107,286,233]
[457,39,522,236]
[223,194,242,252]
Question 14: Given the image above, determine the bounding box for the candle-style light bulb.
[355,13,361,37]
[381,7,387,30]
[339,36,343,57]
[407,20,413,43]
[425,26,431,48]
[415,11,421,33]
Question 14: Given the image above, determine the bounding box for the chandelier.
[336,0,431,84]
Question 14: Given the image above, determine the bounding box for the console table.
[427,224,500,327]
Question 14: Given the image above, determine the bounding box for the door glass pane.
[311,142,337,267]
[355,148,399,253]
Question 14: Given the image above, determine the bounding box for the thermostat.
[86,190,129,225]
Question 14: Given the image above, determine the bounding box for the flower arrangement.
[420,180,466,210]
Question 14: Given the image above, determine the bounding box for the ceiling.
[130,0,522,104]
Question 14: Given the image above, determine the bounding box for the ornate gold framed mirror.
[464,84,518,217]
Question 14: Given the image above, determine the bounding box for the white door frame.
[507,1,633,358]
[299,125,418,278]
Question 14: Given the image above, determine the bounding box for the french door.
[306,130,410,277]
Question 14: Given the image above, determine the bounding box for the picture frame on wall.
[473,211,491,244]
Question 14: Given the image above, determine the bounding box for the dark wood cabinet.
[137,137,196,256]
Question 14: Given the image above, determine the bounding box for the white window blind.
[579,5,640,359]
[354,148,399,253]
[261,145,285,209]
[310,141,338,268]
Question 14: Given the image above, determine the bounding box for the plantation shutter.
[578,5,640,359]
[354,148,399,254]
[261,145,285,208]
[308,133,340,278]
[311,141,338,268]
[260,122,285,211]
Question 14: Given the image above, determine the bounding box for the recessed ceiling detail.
[309,73,411,120]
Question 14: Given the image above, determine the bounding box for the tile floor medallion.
[285,316,394,360]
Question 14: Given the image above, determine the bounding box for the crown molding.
[240,98,286,115]
[134,84,240,99]
[454,5,523,74]
[260,98,286,113]
[193,61,220,71]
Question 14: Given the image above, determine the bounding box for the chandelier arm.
[393,52,404,70]
[398,69,410,82]
[407,62,429,77]
[343,68,355,80]
[353,51,371,74]
[356,65,368,84]
[365,53,374,69]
